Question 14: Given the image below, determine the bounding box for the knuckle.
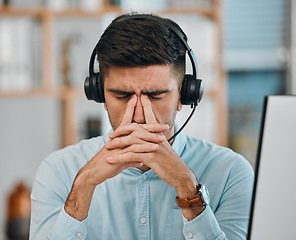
[125,152,134,160]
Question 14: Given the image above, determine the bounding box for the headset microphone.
[168,104,197,143]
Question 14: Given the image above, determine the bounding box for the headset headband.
[89,14,198,80]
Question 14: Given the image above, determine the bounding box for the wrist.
[176,184,210,208]
[76,167,98,190]
[65,169,97,221]
[175,173,198,199]
[176,183,210,221]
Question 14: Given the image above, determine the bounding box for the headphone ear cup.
[84,72,105,103]
[95,72,105,103]
[181,74,204,105]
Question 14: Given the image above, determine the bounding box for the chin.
[163,123,175,139]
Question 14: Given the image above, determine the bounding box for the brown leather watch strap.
[175,184,205,208]
[175,194,203,208]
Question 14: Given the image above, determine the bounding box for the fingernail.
[131,94,137,100]
[152,144,159,150]
[158,135,165,142]
[136,162,143,167]
[109,133,114,138]
[164,124,169,129]
[105,141,111,148]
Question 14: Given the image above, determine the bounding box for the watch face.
[200,184,210,205]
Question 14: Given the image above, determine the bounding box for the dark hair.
[96,13,187,85]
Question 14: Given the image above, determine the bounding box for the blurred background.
[0,0,295,239]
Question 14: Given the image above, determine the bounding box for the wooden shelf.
[164,6,215,20]
[0,87,83,99]
[0,89,49,98]
[0,5,215,19]
[0,6,45,17]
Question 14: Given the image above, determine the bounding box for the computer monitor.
[247,95,296,239]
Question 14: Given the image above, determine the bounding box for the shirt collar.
[102,130,111,143]
[171,129,187,157]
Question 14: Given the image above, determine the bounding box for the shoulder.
[182,135,254,179]
[37,136,107,180]
[57,136,105,157]
[182,135,241,160]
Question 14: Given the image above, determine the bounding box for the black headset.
[84,14,204,106]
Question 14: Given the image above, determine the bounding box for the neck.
[166,124,176,144]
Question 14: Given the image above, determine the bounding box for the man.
[30,13,254,239]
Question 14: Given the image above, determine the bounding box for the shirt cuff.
[48,207,87,240]
[182,206,226,240]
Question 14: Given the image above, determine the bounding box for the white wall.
[292,0,296,94]
[0,98,61,239]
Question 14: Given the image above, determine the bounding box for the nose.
[132,95,145,124]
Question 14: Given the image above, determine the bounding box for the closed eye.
[107,89,134,100]
[148,94,163,100]
[146,91,168,100]
[116,95,131,100]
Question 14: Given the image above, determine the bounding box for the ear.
[177,84,182,111]
[177,99,182,111]
[104,103,108,111]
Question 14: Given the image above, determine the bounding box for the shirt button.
[140,217,147,224]
[76,232,83,238]
[187,231,193,238]
[142,175,147,180]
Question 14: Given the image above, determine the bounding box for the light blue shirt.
[30,131,254,240]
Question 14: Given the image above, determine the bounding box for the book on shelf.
[0,17,40,91]
[86,118,102,139]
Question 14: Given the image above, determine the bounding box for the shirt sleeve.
[48,208,87,240]
[30,156,87,240]
[183,206,226,239]
[182,157,254,240]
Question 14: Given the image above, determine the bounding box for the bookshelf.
[0,0,227,148]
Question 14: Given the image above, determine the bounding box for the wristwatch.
[175,184,210,208]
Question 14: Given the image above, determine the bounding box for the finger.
[125,142,159,153]
[124,161,143,169]
[109,123,169,140]
[109,161,143,172]
[107,151,152,164]
[141,94,157,124]
[120,94,137,126]
[106,133,164,150]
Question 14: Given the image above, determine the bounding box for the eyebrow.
[106,89,170,96]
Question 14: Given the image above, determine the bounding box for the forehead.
[104,65,179,91]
